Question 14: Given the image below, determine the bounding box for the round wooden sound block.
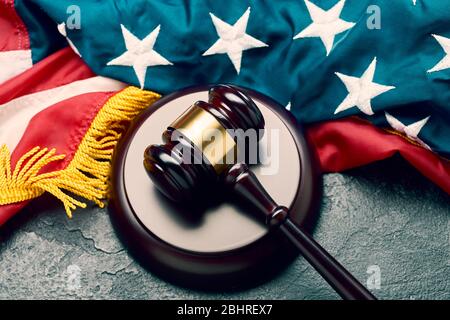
[109,85,322,290]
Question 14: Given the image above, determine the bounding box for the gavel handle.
[224,163,376,300]
[279,218,376,300]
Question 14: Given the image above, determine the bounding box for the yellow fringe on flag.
[0,86,160,217]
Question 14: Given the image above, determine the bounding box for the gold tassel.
[0,86,160,217]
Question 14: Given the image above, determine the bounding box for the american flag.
[0,0,449,225]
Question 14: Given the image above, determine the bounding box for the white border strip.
[0,50,33,84]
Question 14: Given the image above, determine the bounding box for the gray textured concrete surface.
[0,156,449,300]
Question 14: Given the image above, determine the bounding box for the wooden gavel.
[143,84,376,300]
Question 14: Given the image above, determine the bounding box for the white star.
[293,0,356,56]
[203,7,268,74]
[286,101,292,111]
[412,0,417,5]
[427,34,450,73]
[107,24,172,88]
[57,22,81,57]
[334,57,395,115]
[385,112,431,150]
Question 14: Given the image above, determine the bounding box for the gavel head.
[143,85,265,202]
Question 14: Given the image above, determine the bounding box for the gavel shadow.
[152,184,266,230]
[152,189,214,228]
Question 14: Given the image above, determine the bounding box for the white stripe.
[0,76,126,151]
[0,50,33,84]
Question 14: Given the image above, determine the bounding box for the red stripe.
[0,0,29,51]
[306,117,450,195]
[10,92,116,168]
[0,47,94,105]
[0,91,116,226]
